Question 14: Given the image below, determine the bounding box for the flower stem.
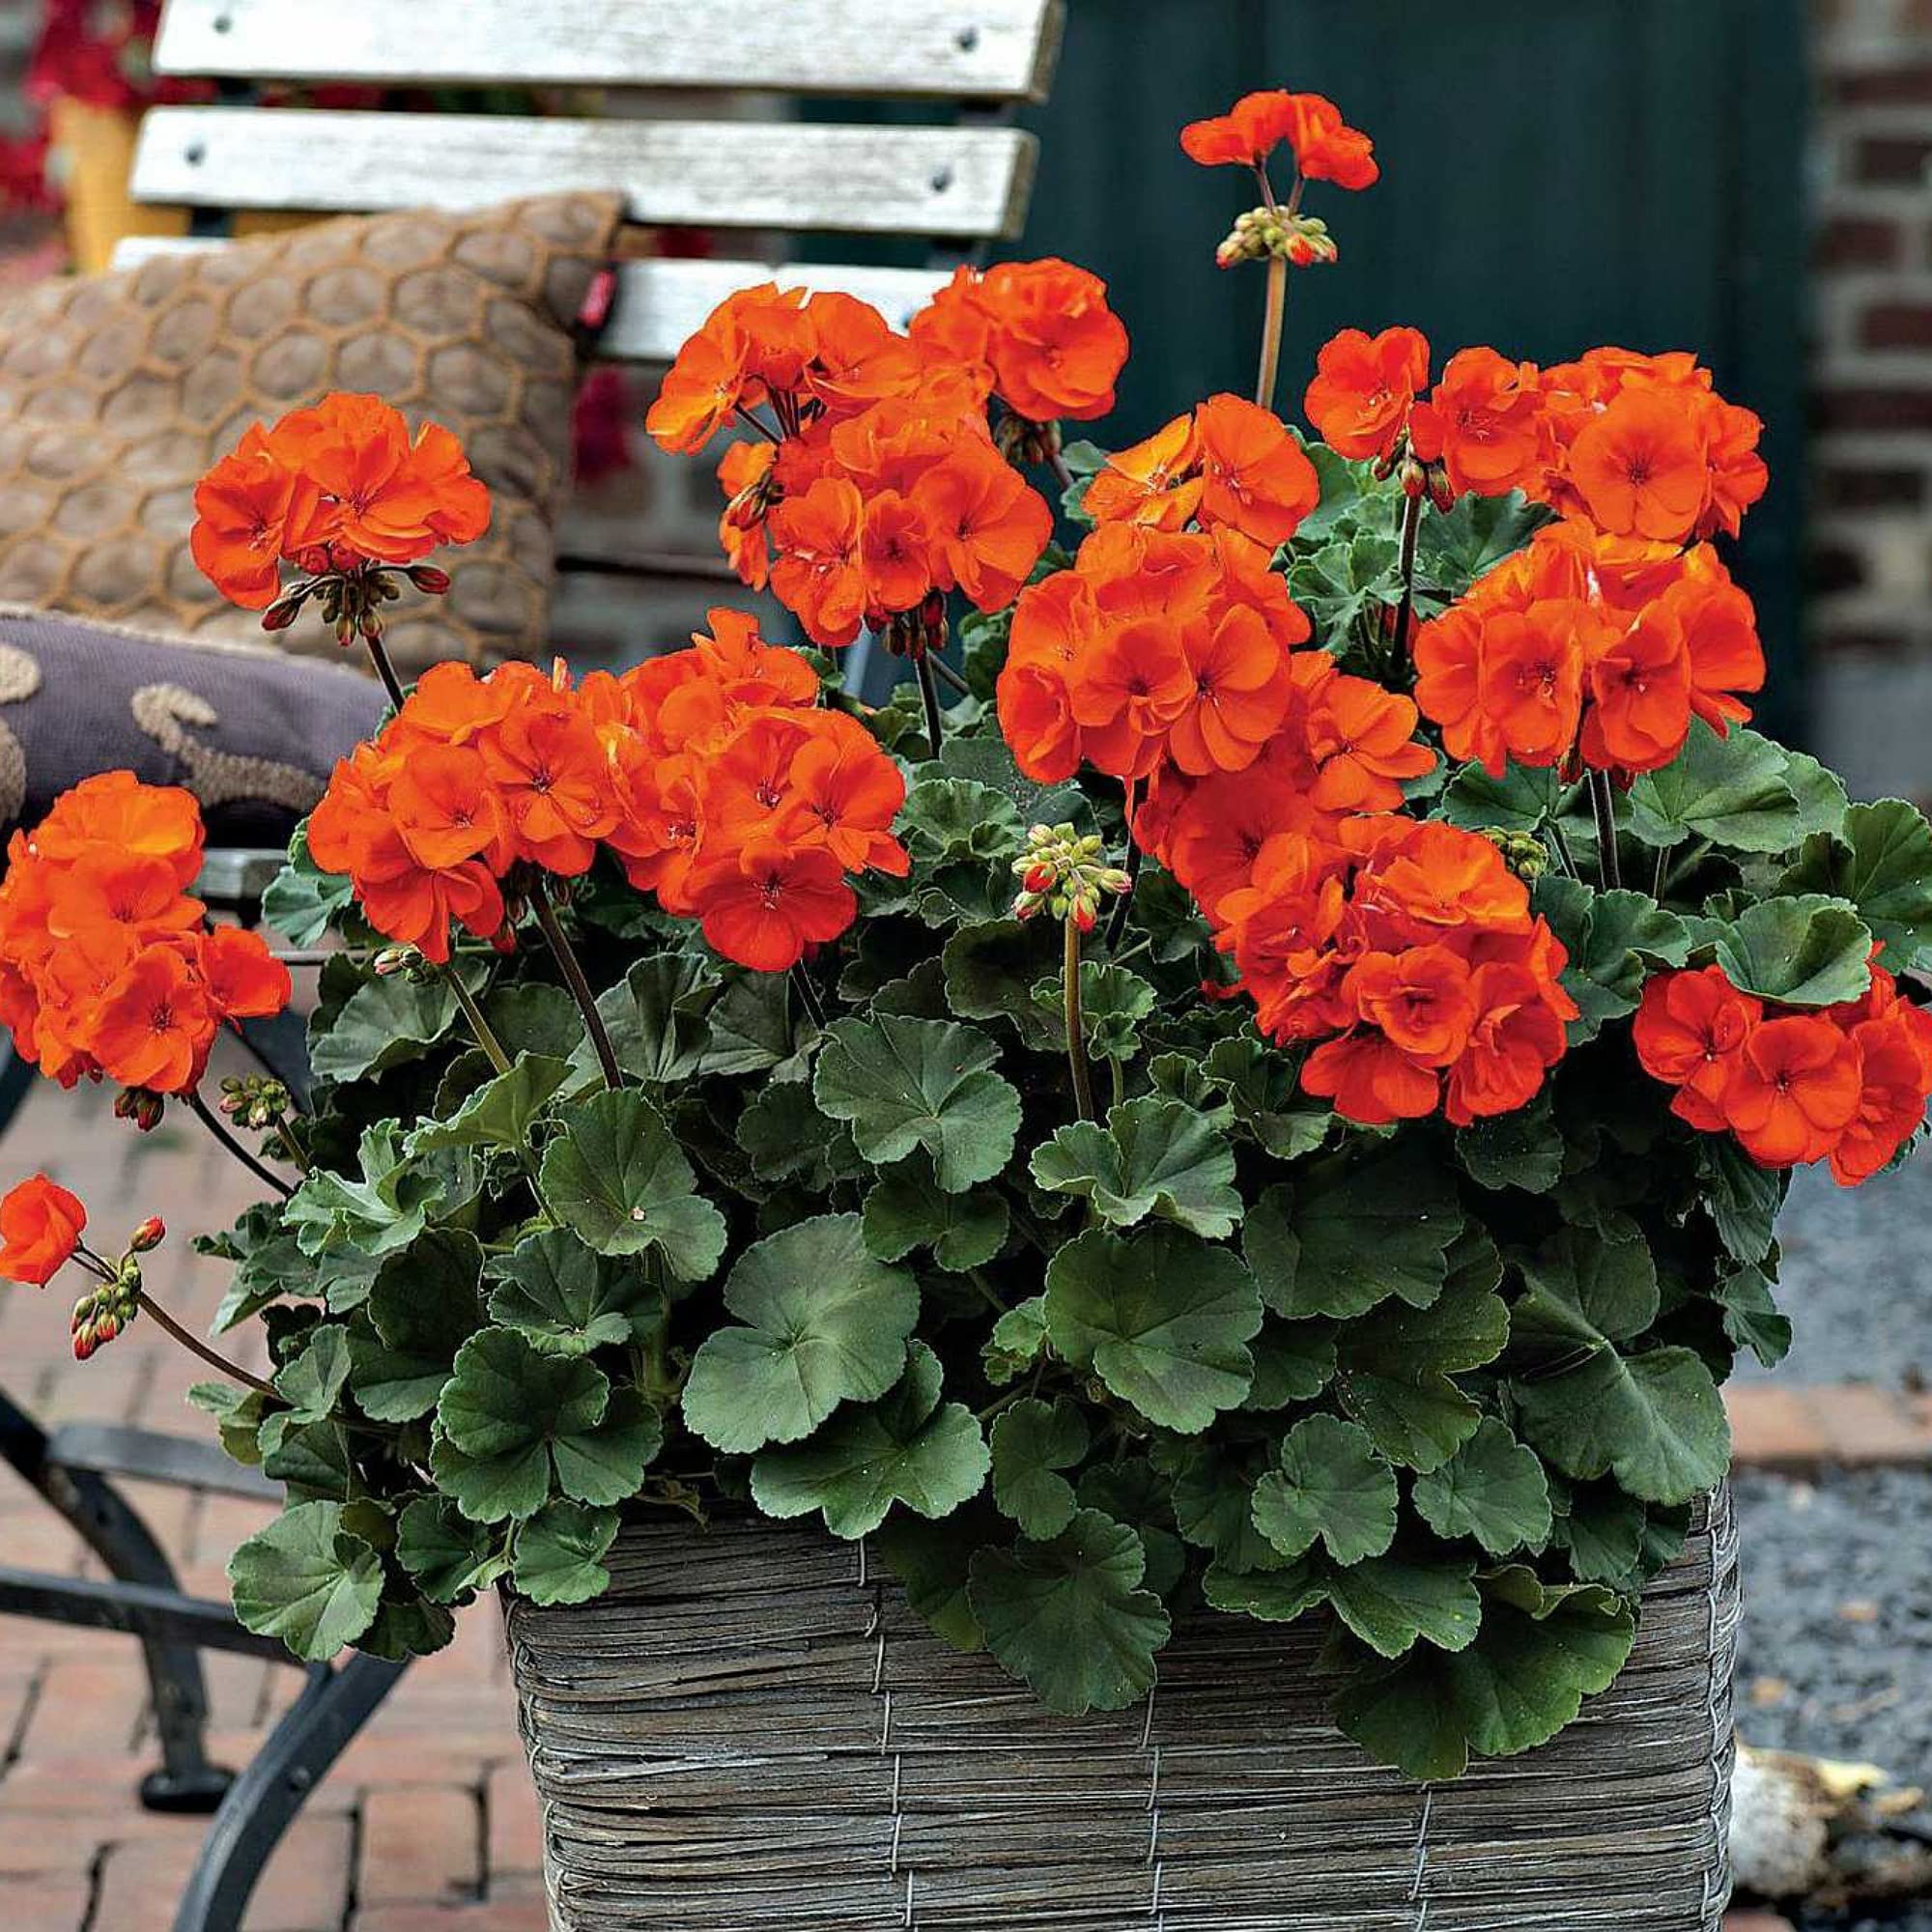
[136,1289,277,1398]
[1254,254,1289,412]
[1547,818,1580,881]
[1651,841,1671,903]
[1103,786,1142,952]
[1063,917,1095,1122]
[439,964,512,1075]
[913,647,946,756]
[1389,489,1425,686]
[1587,769,1623,890]
[186,1090,293,1199]
[532,886,624,1090]
[789,963,828,1033]
[926,653,973,698]
[361,630,408,714]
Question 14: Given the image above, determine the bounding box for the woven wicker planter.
[504,1487,1738,1931]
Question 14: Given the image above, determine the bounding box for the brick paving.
[0,1052,1918,1929]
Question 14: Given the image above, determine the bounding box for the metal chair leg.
[170,1653,408,1932]
[0,1392,233,1811]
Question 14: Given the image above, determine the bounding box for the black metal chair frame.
[0,853,410,1932]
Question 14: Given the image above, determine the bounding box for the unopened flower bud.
[407,563,452,595]
[1399,454,1428,499]
[372,946,417,977]
[1022,862,1057,895]
[261,597,301,634]
[128,1216,165,1255]
[1427,461,1457,514]
[1071,895,1098,933]
[114,1087,165,1132]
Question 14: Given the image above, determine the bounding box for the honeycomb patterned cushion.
[0,191,623,676]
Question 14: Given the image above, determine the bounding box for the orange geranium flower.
[1304,327,1431,462]
[768,477,871,647]
[189,425,318,610]
[0,1176,86,1287]
[1166,606,1294,776]
[1564,387,1711,543]
[87,945,213,1095]
[1407,348,1544,499]
[1180,89,1378,189]
[690,840,856,973]
[1578,606,1694,774]
[1721,1016,1864,1168]
[1192,395,1320,548]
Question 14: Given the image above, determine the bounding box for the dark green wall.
[1010,0,1809,735]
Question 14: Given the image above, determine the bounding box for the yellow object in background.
[50,97,313,275]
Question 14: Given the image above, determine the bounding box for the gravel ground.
[1726,1163,1932,1925]
[1734,1471,1932,1929]
[1740,1159,1932,1388]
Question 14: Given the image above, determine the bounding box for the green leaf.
[1029,1098,1241,1238]
[584,953,721,1087]
[1411,1419,1552,1554]
[901,776,1024,863]
[1242,1146,1464,1321]
[484,983,585,1063]
[1779,798,1932,974]
[1626,723,1807,853]
[1533,878,1691,1039]
[736,1081,865,1191]
[1324,1553,1482,1659]
[396,1496,510,1603]
[1439,759,1567,835]
[1706,895,1873,1007]
[1552,1481,1648,1584]
[539,1089,727,1282]
[697,968,815,1079]
[813,1015,1021,1191]
[1201,1036,1333,1159]
[285,1122,456,1269]
[751,1342,989,1539]
[408,1054,568,1153]
[512,1499,620,1606]
[1202,1559,1327,1623]
[269,1324,351,1433]
[228,1500,384,1661]
[681,1215,919,1454]
[875,1511,988,1652]
[309,971,459,1084]
[1044,1226,1261,1433]
[1030,961,1158,1060]
[1332,1239,1509,1471]
[1251,1414,1398,1565]
[1508,1231,1729,1501]
[990,1397,1090,1539]
[1334,1574,1634,1778]
[1159,1437,1283,1574]
[1455,1091,1563,1194]
[436,1329,659,1520]
[862,1154,1009,1271]
[1242,1320,1338,1408]
[349,1228,484,1422]
[940,919,1062,1039]
[983,1294,1049,1385]
[1716,1264,1792,1370]
[262,827,355,946]
[968,1509,1171,1714]
[1702,1138,1786,1265]
[485,1227,663,1357]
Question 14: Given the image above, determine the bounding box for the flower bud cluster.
[1011,822,1132,932]
[71,1259,140,1362]
[264,559,451,646]
[219,1074,293,1133]
[1215,206,1339,270]
[1481,828,1549,882]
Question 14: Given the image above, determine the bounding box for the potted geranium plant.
[4,86,1928,1929]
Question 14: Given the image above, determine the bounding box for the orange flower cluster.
[0,775,291,1094]
[0,1175,86,1288]
[1303,328,1767,540]
[308,612,908,973]
[999,520,1363,788]
[1206,815,1577,1127]
[191,392,491,611]
[1083,393,1321,549]
[1411,518,1766,777]
[644,277,1102,646]
[1179,89,1378,189]
[1634,961,1932,1185]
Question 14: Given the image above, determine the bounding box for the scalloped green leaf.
[983,1293,1049,1385]
[1411,1419,1552,1554]
[395,1495,510,1604]
[967,1509,1171,1715]
[349,1227,484,1421]
[1044,1226,1261,1433]
[1625,723,1806,853]
[308,971,460,1084]
[1778,798,1932,974]
[228,1500,384,1662]
[1532,878,1691,1039]
[1706,895,1873,1008]
[1030,1098,1240,1238]
[512,1499,621,1606]
[584,953,720,1087]
[751,1343,989,1539]
[813,1015,1021,1191]
[990,1397,1090,1539]
[485,1228,663,1358]
[1251,1414,1398,1565]
[1324,1552,1482,1660]
[539,1089,727,1281]
[862,1154,1009,1271]
[681,1215,919,1454]
[408,1054,568,1153]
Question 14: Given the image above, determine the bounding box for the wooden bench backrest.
[118,0,1064,651]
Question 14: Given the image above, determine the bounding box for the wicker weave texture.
[505,1488,1738,1931]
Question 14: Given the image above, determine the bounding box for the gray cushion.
[0,604,384,848]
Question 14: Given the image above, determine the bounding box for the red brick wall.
[1811,0,1932,802]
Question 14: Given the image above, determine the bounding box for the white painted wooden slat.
[108,242,953,364]
[129,106,1037,239]
[154,0,1065,102]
